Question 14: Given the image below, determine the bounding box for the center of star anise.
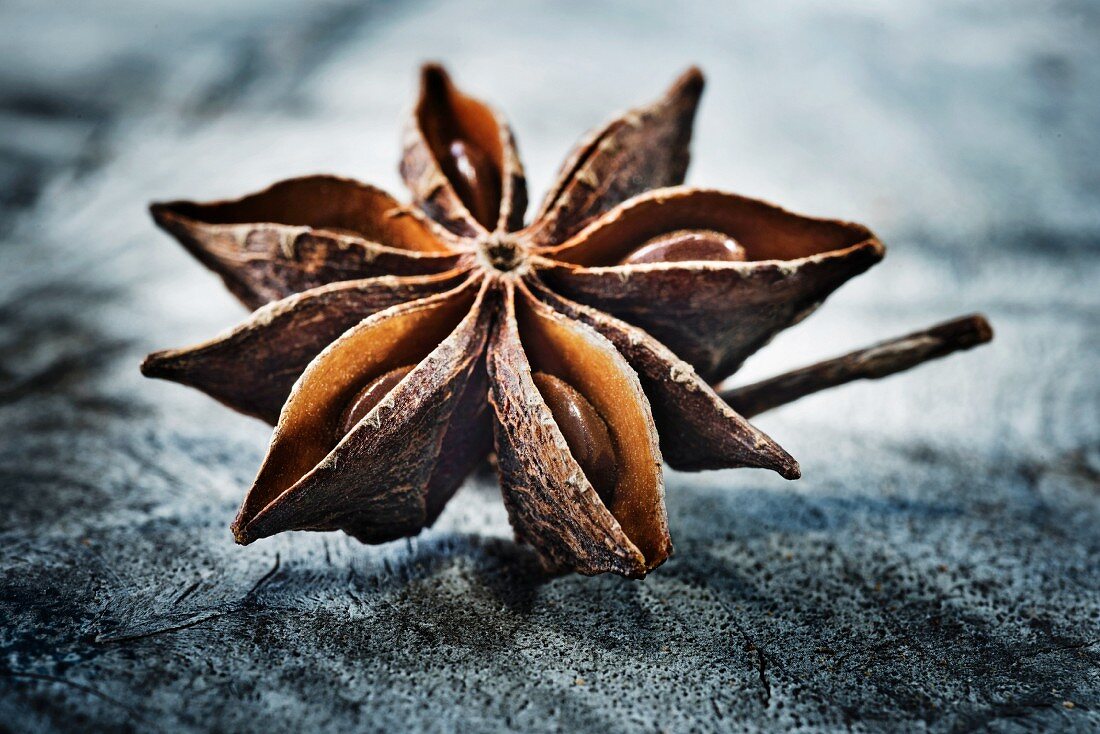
[478,233,525,273]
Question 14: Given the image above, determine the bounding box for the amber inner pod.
[338,365,416,436]
[160,176,449,252]
[548,190,875,266]
[531,371,618,506]
[619,229,748,265]
[419,67,504,230]
[242,282,481,517]
[445,140,501,231]
[514,285,667,565]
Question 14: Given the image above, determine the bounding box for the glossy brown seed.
[338,365,415,436]
[532,371,618,506]
[619,229,747,265]
[444,139,501,230]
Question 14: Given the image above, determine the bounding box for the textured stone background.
[1,1,1097,732]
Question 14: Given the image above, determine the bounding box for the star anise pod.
[142,65,991,578]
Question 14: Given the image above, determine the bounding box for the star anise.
[142,65,991,578]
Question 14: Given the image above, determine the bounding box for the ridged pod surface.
[142,64,988,577]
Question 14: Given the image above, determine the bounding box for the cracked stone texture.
[1,1,1098,732]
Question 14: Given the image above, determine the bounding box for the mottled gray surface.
[1,1,1098,732]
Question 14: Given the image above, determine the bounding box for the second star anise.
[142,65,987,578]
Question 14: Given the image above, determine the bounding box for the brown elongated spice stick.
[720,314,993,418]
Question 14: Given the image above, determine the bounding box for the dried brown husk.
[538,187,885,382]
[526,277,799,477]
[137,63,992,581]
[400,64,527,237]
[150,175,463,309]
[524,67,705,248]
[141,270,469,423]
[423,347,493,524]
[232,277,491,544]
[488,281,669,578]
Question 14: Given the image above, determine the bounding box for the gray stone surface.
[1,1,1097,731]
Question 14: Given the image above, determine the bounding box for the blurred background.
[1,1,1097,731]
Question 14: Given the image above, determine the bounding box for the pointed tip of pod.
[419,61,451,88]
[777,457,802,481]
[140,349,199,385]
[830,236,886,281]
[231,519,256,546]
[671,65,706,99]
[756,434,801,480]
[148,200,184,231]
[847,236,886,268]
[139,350,176,378]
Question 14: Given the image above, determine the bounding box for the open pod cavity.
[527,278,799,477]
[141,270,469,423]
[488,280,669,578]
[401,64,527,236]
[150,175,462,309]
[231,276,492,544]
[537,188,885,382]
